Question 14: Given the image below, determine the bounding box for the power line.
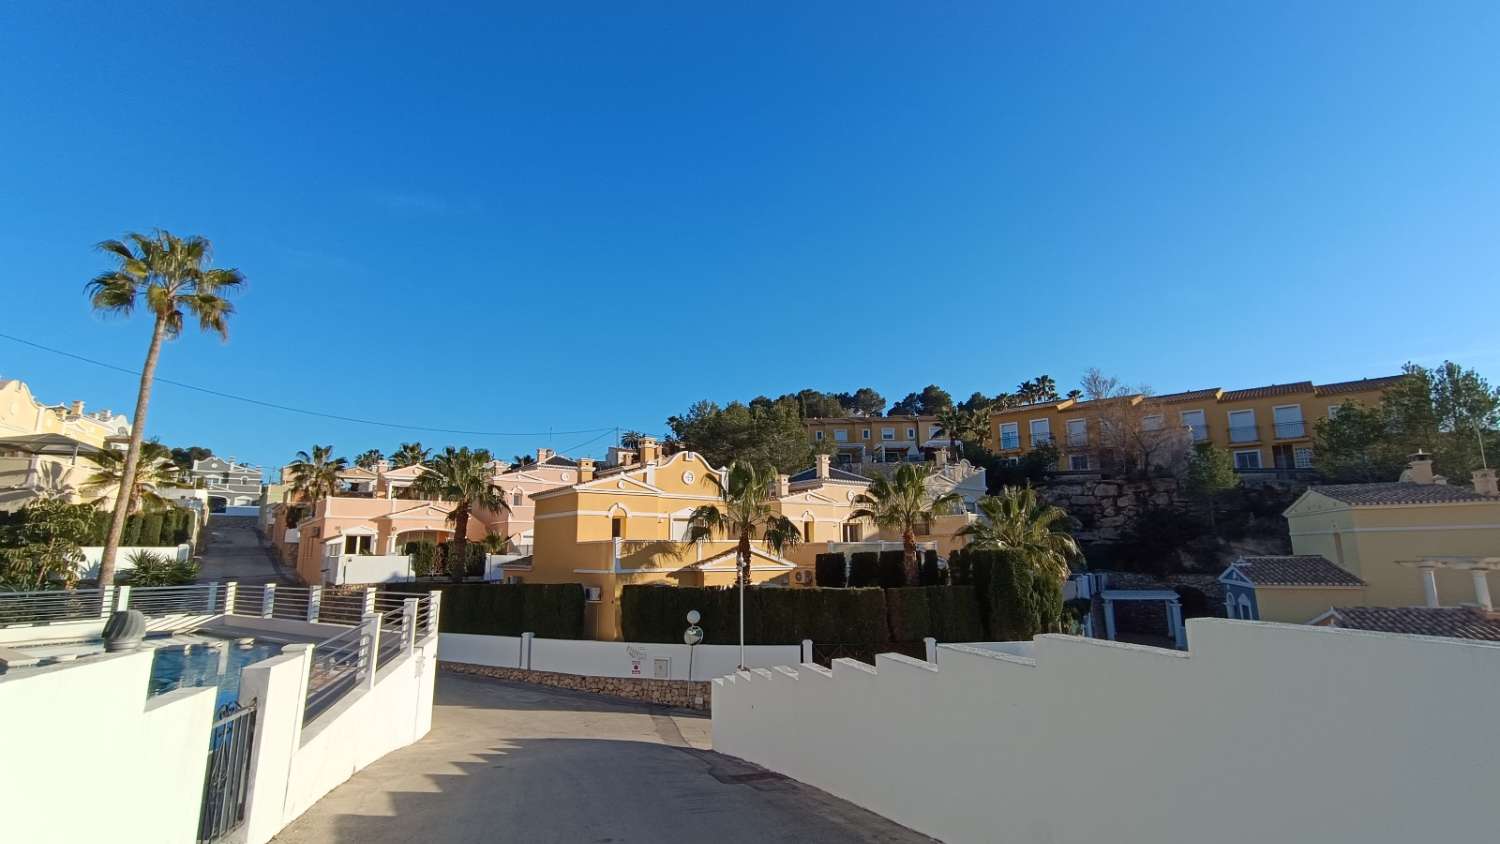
[0,331,617,439]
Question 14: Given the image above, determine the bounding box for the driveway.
[195,515,292,585]
[272,672,933,844]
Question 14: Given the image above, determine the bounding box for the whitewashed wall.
[439,632,801,681]
[0,651,217,844]
[714,619,1500,844]
[330,553,414,584]
[77,543,192,579]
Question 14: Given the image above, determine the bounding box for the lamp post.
[683,609,703,681]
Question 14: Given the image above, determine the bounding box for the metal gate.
[197,700,257,843]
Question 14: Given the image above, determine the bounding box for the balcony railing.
[1228,425,1259,443]
[1184,423,1209,442]
[1031,432,1054,446]
[1066,432,1088,447]
[998,435,1021,450]
[1273,420,1307,439]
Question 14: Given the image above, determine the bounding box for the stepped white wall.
[713,619,1500,844]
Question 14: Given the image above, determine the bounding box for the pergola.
[1397,556,1500,611]
[1101,589,1186,650]
[0,432,104,463]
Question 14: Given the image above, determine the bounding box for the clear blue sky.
[2,2,1497,471]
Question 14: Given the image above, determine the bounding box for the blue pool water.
[148,640,283,709]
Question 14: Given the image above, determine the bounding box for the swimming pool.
[148,639,283,709]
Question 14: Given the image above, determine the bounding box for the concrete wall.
[439,632,800,681]
[0,651,217,844]
[330,553,414,584]
[713,620,1500,844]
[78,543,192,579]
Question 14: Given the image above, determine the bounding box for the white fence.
[713,619,1500,844]
[439,632,801,681]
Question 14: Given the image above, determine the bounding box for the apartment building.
[988,374,1404,473]
[188,456,264,510]
[0,379,133,511]
[804,415,950,466]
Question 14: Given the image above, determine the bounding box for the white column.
[427,590,443,638]
[1103,598,1117,641]
[361,614,381,689]
[1420,567,1440,608]
[1472,570,1493,611]
[362,588,377,617]
[923,637,937,664]
[801,639,814,664]
[306,585,322,622]
[1168,600,1186,650]
[204,582,219,614]
[521,631,534,670]
[261,583,276,618]
[223,582,238,615]
[99,586,115,618]
[403,598,420,651]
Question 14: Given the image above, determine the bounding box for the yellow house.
[0,379,134,511]
[804,415,949,467]
[987,374,1404,474]
[1219,454,1500,624]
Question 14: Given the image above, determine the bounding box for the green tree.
[288,445,347,504]
[936,405,989,459]
[851,463,962,582]
[667,399,813,473]
[85,230,244,589]
[413,447,510,582]
[391,442,430,468]
[686,461,801,668]
[889,384,953,417]
[837,387,887,416]
[0,496,98,589]
[958,487,1080,582]
[1313,402,1406,482]
[353,449,385,470]
[1185,442,1239,535]
[84,440,179,516]
[168,445,213,474]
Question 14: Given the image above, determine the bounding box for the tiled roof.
[789,465,869,483]
[1324,606,1500,641]
[1311,483,1495,506]
[1147,388,1222,404]
[994,398,1072,416]
[1229,555,1365,587]
[1313,375,1407,396]
[1219,381,1314,401]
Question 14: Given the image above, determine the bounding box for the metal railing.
[269,587,312,621]
[1066,431,1088,447]
[197,701,257,843]
[998,435,1020,450]
[1273,420,1307,439]
[127,585,221,617]
[1228,424,1259,443]
[1031,432,1054,446]
[0,587,109,626]
[303,621,372,724]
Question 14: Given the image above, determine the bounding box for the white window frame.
[1233,448,1262,470]
[881,427,895,441]
[1180,409,1207,441]
[834,429,848,442]
[861,429,870,440]
[1066,418,1087,446]
[1294,447,1314,469]
[1142,414,1164,431]
[1068,454,1089,471]
[1228,409,1257,443]
[1029,418,1051,446]
[1327,404,1342,419]
[1272,403,1305,439]
[906,427,916,439]
[814,430,823,441]
[998,422,1020,450]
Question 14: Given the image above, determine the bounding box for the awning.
[0,433,104,457]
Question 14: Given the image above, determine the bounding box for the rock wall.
[441,661,711,710]
[1038,477,1183,542]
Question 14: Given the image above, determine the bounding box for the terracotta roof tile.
[1324,606,1500,641]
[1229,555,1365,587]
[1311,483,1494,506]
[1219,381,1314,401]
[1313,375,1407,396]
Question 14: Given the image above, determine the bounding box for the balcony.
[1066,432,1088,448]
[1031,432,1054,447]
[998,435,1021,451]
[1273,420,1307,439]
[1228,425,1259,444]
[1184,423,1209,442]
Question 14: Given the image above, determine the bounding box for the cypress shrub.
[520,584,586,639]
[121,513,143,546]
[814,553,847,588]
[1031,569,1064,634]
[139,513,165,546]
[848,552,879,587]
[88,509,111,545]
[919,549,942,586]
[384,583,585,638]
[876,550,906,588]
[927,585,983,642]
[948,547,973,585]
[885,587,932,642]
[971,549,1039,641]
[620,585,889,646]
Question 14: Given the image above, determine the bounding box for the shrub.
[124,550,199,586]
[384,583,585,638]
[121,514,143,546]
[876,550,906,588]
[885,587,932,642]
[814,553,847,588]
[410,541,438,577]
[948,547,973,585]
[919,549,942,586]
[621,585,889,646]
[927,585,983,642]
[138,513,165,547]
[848,552,879,587]
[970,549,1063,641]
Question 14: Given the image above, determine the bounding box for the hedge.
[121,514,142,546]
[885,587,932,642]
[969,548,1065,641]
[621,585,890,646]
[384,583,585,639]
[876,550,906,588]
[814,553,847,588]
[848,552,879,587]
[919,549,942,586]
[139,513,164,547]
[927,585,983,642]
[83,507,194,547]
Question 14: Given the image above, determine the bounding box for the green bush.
[927,585,983,641]
[876,550,906,588]
[124,550,199,586]
[948,547,973,585]
[970,549,1063,641]
[138,513,164,547]
[848,552,879,587]
[814,553,847,587]
[409,541,438,577]
[384,583,585,638]
[621,585,890,646]
[885,587,932,642]
[919,549,942,586]
[121,513,143,546]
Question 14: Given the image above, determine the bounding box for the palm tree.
[851,463,962,583]
[413,447,509,582]
[85,230,244,587]
[84,440,179,516]
[510,454,537,469]
[288,445,347,504]
[686,461,802,669]
[935,406,989,460]
[354,449,385,470]
[391,442,429,469]
[958,486,1080,582]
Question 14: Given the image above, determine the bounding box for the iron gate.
[198,700,257,843]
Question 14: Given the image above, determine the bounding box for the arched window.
[611,515,624,539]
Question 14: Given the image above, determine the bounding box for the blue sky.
[2,2,1497,471]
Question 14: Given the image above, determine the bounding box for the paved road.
[273,673,933,844]
[196,515,292,584]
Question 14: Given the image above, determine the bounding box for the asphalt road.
[195,515,292,585]
[272,672,933,844]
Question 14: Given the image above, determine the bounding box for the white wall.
[439,633,800,681]
[0,651,217,844]
[331,554,413,585]
[77,543,192,579]
[713,619,1500,844]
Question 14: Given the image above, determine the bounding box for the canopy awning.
[0,433,104,457]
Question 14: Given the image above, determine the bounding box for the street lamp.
[683,610,703,680]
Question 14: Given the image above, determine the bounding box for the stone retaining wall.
[441,661,713,710]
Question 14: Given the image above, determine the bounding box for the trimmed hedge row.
[960,548,1065,640]
[87,507,193,547]
[622,585,889,646]
[814,553,847,588]
[815,548,948,590]
[384,582,585,639]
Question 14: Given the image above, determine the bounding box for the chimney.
[815,453,831,479]
[578,457,596,483]
[638,436,660,464]
[375,459,391,475]
[1473,468,1499,498]
[776,474,790,498]
[1400,450,1435,485]
[536,447,555,464]
[69,400,84,416]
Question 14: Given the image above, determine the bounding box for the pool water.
[148,640,283,709]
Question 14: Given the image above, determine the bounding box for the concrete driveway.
[272,672,933,844]
[195,516,292,585]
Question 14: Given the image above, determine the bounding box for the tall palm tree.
[851,463,962,583]
[288,445,347,504]
[686,461,801,669]
[935,406,989,460]
[413,447,509,582]
[83,440,179,515]
[958,486,1080,581]
[510,454,537,469]
[353,449,385,470]
[86,230,244,588]
[391,442,429,468]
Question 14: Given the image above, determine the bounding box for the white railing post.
[402,598,419,652]
[223,582,238,615]
[115,585,131,613]
[306,585,322,622]
[924,637,938,664]
[427,590,442,637]
[205,581,220,614]
[362,588,377,617]
[99,586,115,618]
[521,632,534,670]
[801,639,814,664]
[364,613,382,689]
[261,583,276,618]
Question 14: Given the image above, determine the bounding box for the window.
[803,520,814,541]
[1069,454,1090,471]
[906,427,916,439]
[1228,409,1257,443]
[1294,447,1314,469]
[814,430,824,441]
[512,491,523,507]
[611,516,624,538]
[1029,419,1052,446]
[343,535,372,555]
[834,429,848,442]
[842,522,862,542]
[1237,594,1255,620]
[1142,414,1163,431]
[881,427,895,441]
[861,429,870,440]
[1328,404,1342,419]
[999,422,1020,450]
[930,425,944,440]
[1180,409,1207,442]
[1066,418,1087,447]
[671,515,693,541]
[1272,404,1305,439]
[1233,449,1262,470]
